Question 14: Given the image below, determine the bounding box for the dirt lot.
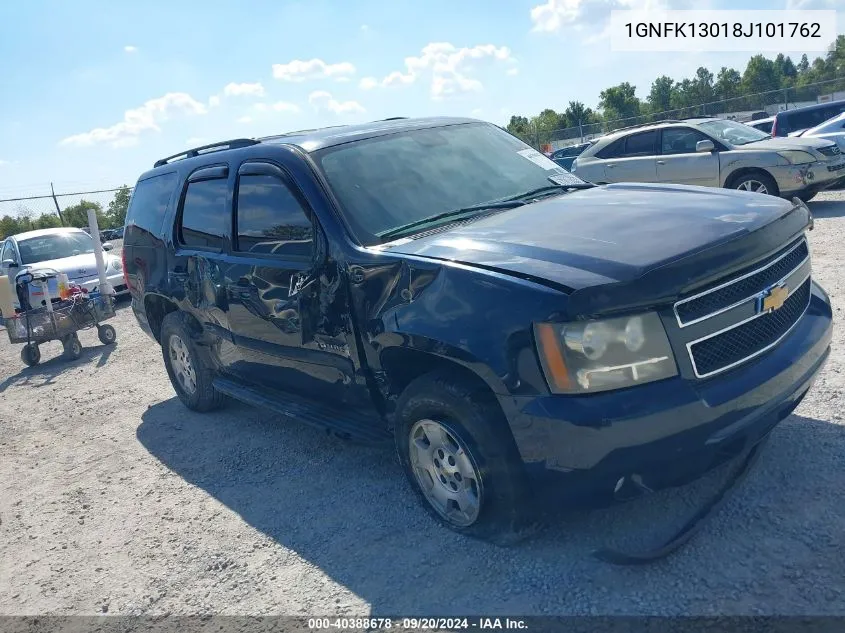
[1,193,843,617]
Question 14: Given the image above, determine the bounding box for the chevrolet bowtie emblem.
[760,284,789,313]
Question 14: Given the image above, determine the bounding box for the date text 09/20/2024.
[307,617,528,630]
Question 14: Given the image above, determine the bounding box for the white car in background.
[793,112,845,151]
[0,227,128,309]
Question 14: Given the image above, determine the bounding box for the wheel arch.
[724,167,780,195]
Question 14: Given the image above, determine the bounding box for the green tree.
[34,213,61,230]
[0,215,23,239]
[689,67,715,111]
[106,185,132,228]
[563,100,597,126]
[647,76,674,115]
[742,55,780,95]
[670,78,696,111]
[61,200,107,229]
[506,115,531,139]
[714,67,742,101]
[598,82,641,120]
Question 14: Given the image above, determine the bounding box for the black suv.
[124,117,832,538]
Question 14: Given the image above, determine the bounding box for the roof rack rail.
[603,119,684,135]
[380,117,407,121]
[154,138,260,168]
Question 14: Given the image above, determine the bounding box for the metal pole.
[50,183,65,226]
[86,208,113,296]
[579,119,584,143]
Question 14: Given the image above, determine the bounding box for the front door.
[656,127,721,187]
[222,160,363,404]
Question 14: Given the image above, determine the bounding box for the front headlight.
[778,150,818,165]
[534,312,678,394]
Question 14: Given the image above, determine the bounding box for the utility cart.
[5,269,117,367]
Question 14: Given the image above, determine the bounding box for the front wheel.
[394,371,531,541]
[731,172,779,197]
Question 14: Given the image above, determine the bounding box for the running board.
[212,377,392,445]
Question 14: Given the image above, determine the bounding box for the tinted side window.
[125,172,178,234]
[235,174,313,257]
[661,128,711,154]
[179,179,229,249]
[623,131,657,157]
[597,138,625,159]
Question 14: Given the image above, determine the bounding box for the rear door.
[601,130,659,183]
[221,160,361,403]
[655,127,720,187]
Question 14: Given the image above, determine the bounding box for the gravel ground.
[0,192,843,617]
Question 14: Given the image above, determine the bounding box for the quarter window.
[235,174,313,257]
[178,178,229,249]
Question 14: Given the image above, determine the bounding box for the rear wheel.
[21,344,41,367]
[730,171,779,197]
[160,311,225,412]
[97,324,117,345]
[62,334,83,361]
[394,371,532,541]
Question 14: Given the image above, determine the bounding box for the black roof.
[777,98,845,115]
[143,116,481,177]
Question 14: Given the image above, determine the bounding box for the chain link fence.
[0,187,133,239]
[515,76,845,151]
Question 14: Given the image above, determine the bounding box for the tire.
[62,334,83,361]
[729,171,779,197]
[97,324,117,345]
[394,371,533,542]
[21,344,41,367]
[160,311,225,412]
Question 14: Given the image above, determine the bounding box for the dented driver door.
[221,160,363,404]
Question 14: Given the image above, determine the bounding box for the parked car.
[748,116,774,135]
[571,117,845,202]
[112,226,124,240]
[791,111,845,148]
[123,118,832,537]
[549,142,592,171]
[769,99,845,137]
[0,227,128,308]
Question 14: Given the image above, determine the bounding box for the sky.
[0,0,842,200]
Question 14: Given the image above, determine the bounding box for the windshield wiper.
[504,182,595,202]
[378,201,525,241]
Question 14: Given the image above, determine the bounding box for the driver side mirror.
[2,258,18,270]
[102,242,113,251]
[696,140,715,153]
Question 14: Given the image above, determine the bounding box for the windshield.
[697,119,771,146]
[805,112,845,136]
[17,232,94,265]
[315,122,572,245]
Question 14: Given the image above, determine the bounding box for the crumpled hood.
[733,136,838,153]
[383,182,811,317]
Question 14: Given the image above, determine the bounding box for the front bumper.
[74,271,129,296]
[777,159,845,196]
[504,281,833,506]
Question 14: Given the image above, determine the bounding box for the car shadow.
[136,399,845,615]
[809,199,845,218]
[0,342,116,393]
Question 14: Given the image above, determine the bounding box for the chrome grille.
[819,145,841,157]
[674,239,808,326]
[673,237,811,378]
[688,278,811,378]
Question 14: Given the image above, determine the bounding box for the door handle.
[606,163,616,168]
[656,160,666,165]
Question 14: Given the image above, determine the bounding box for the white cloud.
[361,24,369,31]
[471,108,484,117]
[530,0,694,32]
[369,42,516,100]
[209,95,221,107]
[359,77,379,90]
[124,45,138,53]
[223,82,265,97]
[506,68,519,76]
[59,92,208,148]
[272,58,356,82]
[308,91,365,115]
[237,116,253,124]
[0,160,9,167]
[253,101,300,114]
[186,137,209,146]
